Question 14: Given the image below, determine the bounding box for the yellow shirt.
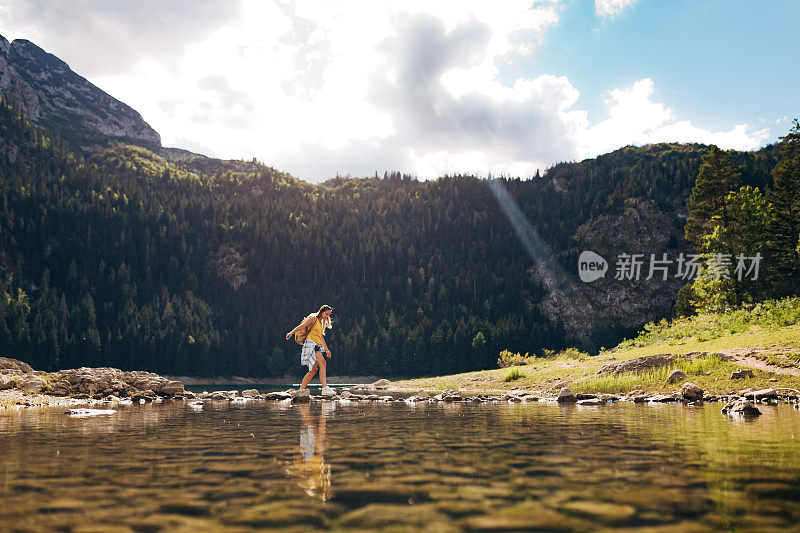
[306,318,324,344]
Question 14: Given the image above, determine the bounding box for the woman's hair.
[305,305,333,334]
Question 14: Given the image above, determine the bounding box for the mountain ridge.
[0,33,161,149]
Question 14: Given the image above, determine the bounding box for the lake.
[1,398,799,531]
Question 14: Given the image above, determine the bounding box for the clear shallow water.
[1,400,800,532]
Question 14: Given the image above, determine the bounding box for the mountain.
[0,34,160,149]
[0,35,782,377]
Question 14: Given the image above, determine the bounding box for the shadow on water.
[1,400,800,531]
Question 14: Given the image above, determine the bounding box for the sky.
[0,0,796,182]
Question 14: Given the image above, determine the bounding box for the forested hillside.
[0,100,781,377]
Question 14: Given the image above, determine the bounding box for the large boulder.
[666,369,687,384]
[557,388,577,403]
[679,382,704,401]
[157,380,185,397]
[242,389,260,398]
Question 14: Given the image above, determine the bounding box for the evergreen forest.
[0,99,795,378]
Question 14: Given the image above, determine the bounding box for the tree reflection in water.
[286,402,332,501]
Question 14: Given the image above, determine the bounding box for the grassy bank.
[395,298,800,395]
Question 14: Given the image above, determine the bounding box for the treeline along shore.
[2,95,798,379]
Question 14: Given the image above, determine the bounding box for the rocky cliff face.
[0,34,160,148]
[532,198,689,343]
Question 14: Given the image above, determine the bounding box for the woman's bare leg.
[300,363,318,389]
[318,356,327,388]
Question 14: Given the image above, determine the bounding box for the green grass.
[395,298,800,395]
[504,368,523,382]
[574,353,730,394]
[613,297,800,351]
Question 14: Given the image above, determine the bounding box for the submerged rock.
[66,408,117,417]
[648,394,678,403]
[577,398,607,406]
[264,391,292,401]
[722,400,762,416]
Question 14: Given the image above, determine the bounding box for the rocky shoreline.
[3,357,799,418]
[186,378,800,418]
[168,374,380,386]
[1,356,185,409]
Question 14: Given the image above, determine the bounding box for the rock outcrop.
[532,198,688,342]
[598,353,684,375]
[0,357,184,398]
[0,356,35,373]
[0,33,160,148]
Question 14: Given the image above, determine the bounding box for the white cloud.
[0,0,776,181]
[594,0,639,19]
[581,79,770,156]
[0,0,242,75]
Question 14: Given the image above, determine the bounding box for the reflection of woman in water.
[287,403,331,500]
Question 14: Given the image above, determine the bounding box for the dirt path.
[720,349,800,376]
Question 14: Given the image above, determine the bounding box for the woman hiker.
[286,305,334,394]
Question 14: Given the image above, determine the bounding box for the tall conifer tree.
[767,120,800,295]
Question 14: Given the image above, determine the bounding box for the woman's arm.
[285,316,316,340]
[321,336,332,358]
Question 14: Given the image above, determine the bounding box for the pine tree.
[767,120,800,295]
[685,146,742,249]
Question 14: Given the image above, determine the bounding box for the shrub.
[557,348,589,360]
[497,350,535,368]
